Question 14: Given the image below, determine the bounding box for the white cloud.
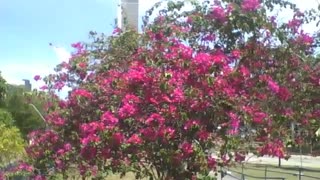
[1,62,51,85]
[293,0,319,10]
[137,0,202,29]
[139,0,160,14]
[1,44,71,99]
[51,46,71,63]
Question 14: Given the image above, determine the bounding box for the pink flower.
[239,66,250,77]
[179,44,193,59]
[231,50,241,58]
[101,148,111,159]
[146,113,165,126]
[207,156,217,170]
[0,172,4,180]
[40,85,48,90]
[78,62,87,69]
[158,127,175,142]
[91,165,98,177]
[202,34,216,41]
[197,130,210,141]
[127,134,143,145]
[54,81,65,90]
[180,142,193,157]
[122,94,141,104]
[34,175,46,180]
[64,143,72,151]
[80,146,97,160]
[212,51,227,64]
[278,87,292,101]
[183,120,200,131]
[101,111,119,126]
[235,152,246,162]
[226,3,234,13]
[287,18,302,31]
[80,121,104,135]
[228,112,240,135]
[81,134,100,146]
[126,64,147,83]
[72,89,93,99]
[186,16,193,23]
[241,0,260,12]
[162,95,172,103]
[253,112,267,124]
[155,32,164,41]
[301,118,309,125]
[283,108,294,117]
[211,6,226,22]
[140,128,157,141]
[257,139,285,158]
[111,132,124,147]
[193,53,211,66]
[55,159,64,169]
[46,112,65,126]
[56,149,65,156]
[113,27,121,34]
[267,79,280,93]
[58,100,68,108]
[34,75,41,81]
[171,88,185,102]
[71,42,83,49]
[296,33,314,46]
[16,162,33,172]
[118,103,137,118]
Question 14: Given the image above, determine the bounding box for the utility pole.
[29,104,46,125]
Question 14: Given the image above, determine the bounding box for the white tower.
[117,0,139,31]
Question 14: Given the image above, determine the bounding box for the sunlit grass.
[226,163,320,180]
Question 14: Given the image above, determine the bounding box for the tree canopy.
[0,72,6,107]
[4,85,46,138]
[0,123,25,166]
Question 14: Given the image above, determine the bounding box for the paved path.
[222,175,240,180]
[210,171,240,180]
[211,153,320,179]
[244,153,320,168]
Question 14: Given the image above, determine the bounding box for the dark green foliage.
[0,72,6,107]
[0,109,14,126]
[4,85,45,138]
[0,72,46,138]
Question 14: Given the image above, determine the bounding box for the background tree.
[3,85,46,138]
[0,123,26,166]
[0,109,14,126]
[0,72,6,107]
[0,73,26,168]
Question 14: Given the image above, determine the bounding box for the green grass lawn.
[226,163,320,180]
[50,163,320,179]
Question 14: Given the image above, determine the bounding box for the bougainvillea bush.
[12,0,320,179]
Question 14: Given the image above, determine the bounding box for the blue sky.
[0,0,161,88]
[0,0,317,89]
[0,0,119,85]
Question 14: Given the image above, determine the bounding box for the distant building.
[22,79,32,91]
[118,0,139,31]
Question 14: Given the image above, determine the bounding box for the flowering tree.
[18,0,320,179]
